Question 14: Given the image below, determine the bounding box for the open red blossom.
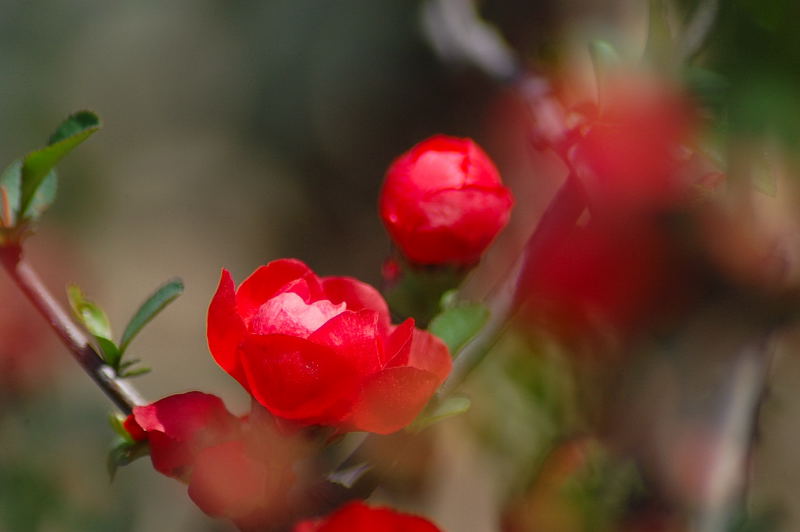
[207,259,451,434]
[294,501,442,532]
[379,135,513,266]
[125,391,241,479]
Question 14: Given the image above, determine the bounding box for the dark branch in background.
[0,245,144,414]
[692,334,774,532]
[679,0,720,62]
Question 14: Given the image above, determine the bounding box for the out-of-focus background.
[2,1,800,530]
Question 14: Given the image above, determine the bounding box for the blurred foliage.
[0,394,137,532]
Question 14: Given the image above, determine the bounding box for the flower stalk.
[0,244,144,414]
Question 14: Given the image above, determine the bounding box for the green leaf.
[67,284,120,367]
[385,265,466,327]
[107,440,149,481]
[120,366,151,378]
[48,110,101,144]
[0,160,22,227]
[119,278,184,354]
[409,396,471,432]
[25,170,57,220]
[108,414,134,444]
[118,359,141,371]
[429,303,490,354]
[96,337,122,369]
[17,111,100,220]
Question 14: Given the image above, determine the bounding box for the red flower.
[294,501,442,532]
[379,135,513,265]
[187,414,302,525]
[125,391,241,479]
[572,75,695,213]
[126,392,303,525]
[207,259,451,434]
[519,216,693,340]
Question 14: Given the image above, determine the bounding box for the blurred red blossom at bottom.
[125,391,306,526]
[294,501,442,532]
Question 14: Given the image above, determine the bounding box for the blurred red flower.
[126,392,302,524]
[572,74,696,214]
[516,74,710,340]
[294,501,442,532]
[379,135,513,266]
[207,259,451,434]
[521,217,690,337]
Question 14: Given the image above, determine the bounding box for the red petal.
[123,414,146,442]
[320,277,391,331]
[240,334,360,425]
[294,501,441,532]
[132,392,240,478]
[132,392,239,442]
[384,318,415,367]
[236,259,319,319]
[207,269,247,384]
[348,366,440,434]
[407,329,451,384]
[249,292,345,338]
[147,432,193,478]
[308,310,383,375]
[188,440,275,520]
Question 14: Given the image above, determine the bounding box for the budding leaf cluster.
[0,111,100,242]
[67,278,184,377]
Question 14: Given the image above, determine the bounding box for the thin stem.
[0,244,144,414]
[691,334,773,532]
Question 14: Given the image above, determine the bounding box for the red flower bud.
[129,391,241,479]
[294,501,442,532]
[207,259,451,434]
[379,135,513,266]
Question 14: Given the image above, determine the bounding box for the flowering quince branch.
[0,111,151,414]
[0,245,144,413]
[3,6,795,530]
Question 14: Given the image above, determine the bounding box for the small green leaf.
[429,303,490,354]
[18,111,100,219]
[120,366,151,378]
[67,284,120,367]
[118,359,141,371]
[409,396,471,432]
[48,110,100,144]
[67,284,113,339]
[108,414,133,444]
[25,171,57,220]
[0,161,22,227]
[119,278,184,354]
[107,440,149,481]
[96,337,122,369]
[439,289,459,310]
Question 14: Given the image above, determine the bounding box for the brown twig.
[0,244,144,414]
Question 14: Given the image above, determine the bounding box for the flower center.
[249,292,346,338]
